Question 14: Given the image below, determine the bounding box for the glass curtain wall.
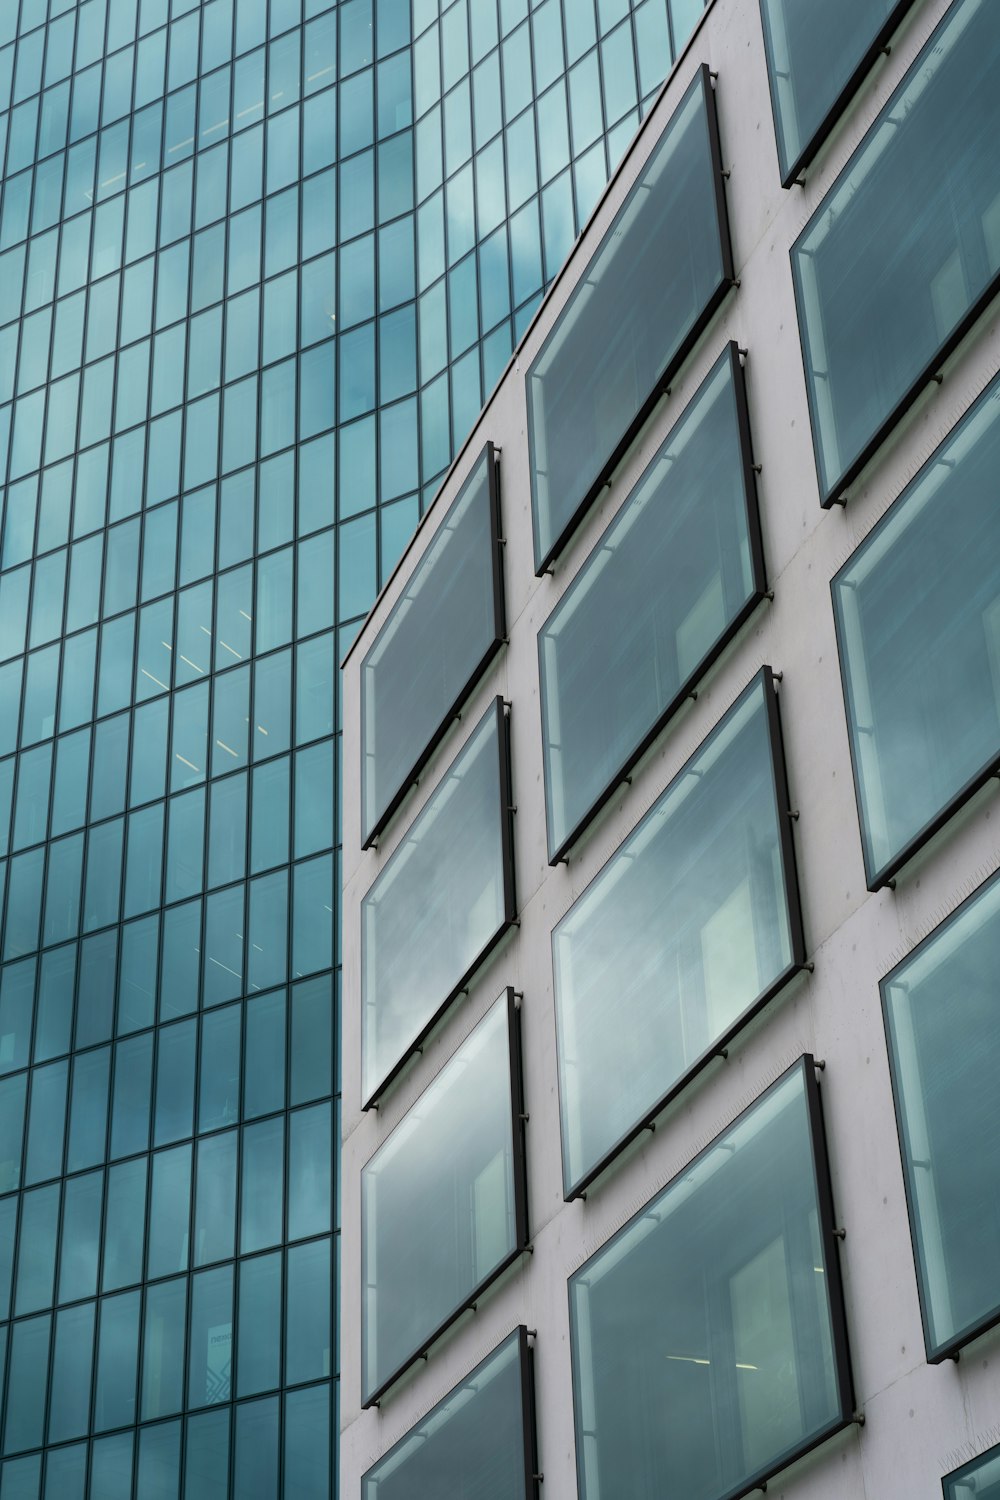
[0,0,698,1493]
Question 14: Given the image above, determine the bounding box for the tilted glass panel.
[361,993,525,1404]
[760,0,915,184]
[883,871,1000,1359]
[553,670,802,1196]
[526,66,732,573]
[793,0,1000,505]
[944,1442,1000,1500]
[363,1328,536,1500]
[362,701,514,1105]
[361,442,503,847]
[569,1061,853,1500]
[539,345,764,860]
[832,374,1000,888]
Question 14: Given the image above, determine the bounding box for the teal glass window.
[760,0,917,185]
[361,699,516,1105]
[539,344,766,860]
[362,1328,538,1499]
[362,992,527,1404]
[569,1060,853,1500]
[883,870,1000,1360]
[553,670,805,1196]
[832,373,1000,889]
[944,1443,1000,1500]
[526,66,733,572]
[792,0,1000,505]
[360,441,504,845]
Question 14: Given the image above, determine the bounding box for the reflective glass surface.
[944,1443,1000,1500]
[569,1060,853,1500]
[527,66,732,572]
[832,373,1000,888]
[539,345,763,860]
[883,871,1000,1360]
[362,992,525,1403]
[793,0,1000,504]
[362,1327,535,1500]
[361,442,503,846]
[362,699,514,1104]
[760,0,913,183]
[553,669,802,1195]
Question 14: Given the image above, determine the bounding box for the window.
[526,65,733,573]
[943,1442,1000,1500]
[361,993,527,1405]
[832,372,1000,889]
[360,442,504,847]
[362,1328,539,1499]
[539,343,765,861]
[553,668,805,1196]
[361,700,516,1105]
[760,0,916,185]
[569,1058,853,1500]
[883,870,1000,1361]
[792,0,1000,505]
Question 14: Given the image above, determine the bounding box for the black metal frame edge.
[362,698,518,1111]
[361,990,530,1409]
[544,341,768,865]
[530,64,736,578]
[360,441,506,850]
[568,1057,856,1500]
[880,864,1000,1365]
[941,1438,1000,1498]
[518,1325,542,1500]
[762,0,919,189]
[560,666,809,1200]
[360,1326,537,1493]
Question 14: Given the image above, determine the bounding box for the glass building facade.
[0,0,701,1494]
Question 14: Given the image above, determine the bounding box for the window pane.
[362,994,525,1403]
[362,1330,534,1500]
[540,345,763,859]
[553,670,803,1195]
[527,67,731,571]
[760,0,912,181]
[360,442,502,843]
[944,1442,1000,1500]
[361,701,515,1104]
[883,871,1000,1358]
[792,0,1000,504]
[569,1062,852,1500]
[832,373,1000,887]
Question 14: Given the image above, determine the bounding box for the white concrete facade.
[339,0,1000,1493]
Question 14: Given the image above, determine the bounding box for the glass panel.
[883,871,1000,1358]
[569,1062,851,1500]
[527,67,730,571]
[832,373,1000,886]
[362,1330,532,1500]
[553,671,801,1194]
[361,701,514,1104]
[944,1442,1000,1500]
[360,443,502,842]
[188,1266,233,1410]
[284,1385,330,1500]
[792,0,1000,504]
[540,346,762,858]
[760,0,913,182]
[362,993,524,1402]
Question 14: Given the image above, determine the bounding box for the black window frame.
[359,440,506,850]
[525,64,736,577]
[538,341,768,865]
[360,988,529,1408]
[361,695,518,1110]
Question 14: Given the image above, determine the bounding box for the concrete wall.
[340,0,1000,1491]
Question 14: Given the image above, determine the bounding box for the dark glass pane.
[362,994,523,1402]
[540,346,762,857]
[792,0,1000,503]
[360,443,502,842]
[569,1063,851,1500]
[527,68,730,570]
[944,1443,1000,1500]
[361,701,513,1102]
